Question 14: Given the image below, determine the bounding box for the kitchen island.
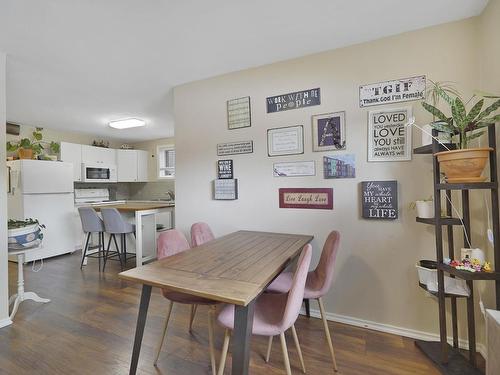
[91,200,174,267]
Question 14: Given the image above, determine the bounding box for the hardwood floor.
[2,252,443,375]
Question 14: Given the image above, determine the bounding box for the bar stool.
[101,208,136,270]
[78,207,108,271]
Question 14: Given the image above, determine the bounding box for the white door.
[137,150,149,182]
[20,160,74,194]
[117,150,138,182]
[60,142,82,181]
[82,145,117,165]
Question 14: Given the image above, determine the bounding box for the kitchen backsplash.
[74,180,175,201]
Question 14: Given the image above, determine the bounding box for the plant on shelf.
[6,127,60,160]
[421,81,500,183]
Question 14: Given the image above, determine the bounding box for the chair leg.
[189,304,198,332]
[207,306,217,375]
[154,301,174,366]
[304,299,311,318]
[280,332,292,375]
[80,233,91,269]
[318,297,338,372]
[291,325,306,373]
[98,232,102,272]
[265,336,273,363]
[217,328,231,375]
[122,233,127,264]
[112,234,123,270]
[103,234,112,271]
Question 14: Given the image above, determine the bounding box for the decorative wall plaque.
[273,161,315,177]
[217,141,253,156]
[323,154,355,179]
[217,160,233,179]
[359,75,425,107]
[267,88,320,113]
[279,188,333,210]
[312,111,346,152]
[267,125,304,157]
[227,96,251,129]
[361,180,398,220]
[214,179,238,200]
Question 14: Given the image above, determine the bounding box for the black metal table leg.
[232,300,255,375]
[304,299,311,318]
[129,284,152,375]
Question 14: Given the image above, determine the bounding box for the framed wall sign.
[323,154,355,179]
[279,188,333,210]
[273,161,315,177]
[267,125,304,157]
[368,107,412,162]
[266,88,320,113]
[361,181,398,220]
[312,111,346,152]
[217,141,253,156]
[227,96,251,130]
[214,179,238,200]
[217,160,233,179]
[359,75,425,107]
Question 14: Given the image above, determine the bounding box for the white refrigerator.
[7,160,75,262]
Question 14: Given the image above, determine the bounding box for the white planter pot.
[416,200,434,219]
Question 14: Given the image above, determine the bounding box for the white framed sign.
[267,125,304,157]
[359,75,425,107]
[273,161,315,177]
[227,96,251,129]
[217,141,253,156]
[214,179,238,200]
[368,107,412,162]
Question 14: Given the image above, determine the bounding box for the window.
[157,145,175,178]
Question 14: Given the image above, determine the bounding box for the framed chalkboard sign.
[217,160,233,179]
[361,180,398,220]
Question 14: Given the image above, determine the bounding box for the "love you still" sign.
[368,107,412,162]
[361,181,398,220]
[279,188,333,210]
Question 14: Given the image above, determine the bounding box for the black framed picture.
[217,160,233,179]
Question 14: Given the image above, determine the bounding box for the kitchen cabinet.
[117,149,149,182]
[82,145,116,165]
[60,142,83,181]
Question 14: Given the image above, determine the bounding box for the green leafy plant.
[6,127,60,156]
[8,218,46,230]
[422,81,500,149]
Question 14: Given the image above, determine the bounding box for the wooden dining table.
[119,230,313,375]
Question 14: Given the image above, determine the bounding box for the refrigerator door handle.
[7,166,11,194]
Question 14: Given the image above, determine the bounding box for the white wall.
[0,51,11,328]
[174,18,483,341]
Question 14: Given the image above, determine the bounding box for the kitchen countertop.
[91,200,175,212]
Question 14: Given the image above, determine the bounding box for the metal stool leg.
[80,232,91,269]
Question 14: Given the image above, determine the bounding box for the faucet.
[164,190,175,201]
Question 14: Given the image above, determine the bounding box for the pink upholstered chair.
[216,245,312,375]
[154,229,218,374]
[191,222,215,247]
[267,230,340,372]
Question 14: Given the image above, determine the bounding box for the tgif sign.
[359,75,425,107]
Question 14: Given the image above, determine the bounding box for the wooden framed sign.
[217,160,233,179]
[273,161,315,177]
[279,188,333,210]
[214,179,238,200]
[361,181,398,220]
[266,88,320,113]
[359,75,425,107]
[368,107,412,162]
[267,125,304,157]
[217,141,253,156]
[227,96,251,130]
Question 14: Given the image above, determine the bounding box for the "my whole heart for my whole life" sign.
[361,181,398,220]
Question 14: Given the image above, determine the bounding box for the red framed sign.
[279,188,333,210]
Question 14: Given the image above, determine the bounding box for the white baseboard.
[0,317,12,329]
[301,307,487,360]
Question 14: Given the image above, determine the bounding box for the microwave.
[81,164,117,183]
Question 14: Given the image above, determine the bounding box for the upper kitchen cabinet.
[117,149,149,182]
[60,142,82,181]
[81,145,117,165]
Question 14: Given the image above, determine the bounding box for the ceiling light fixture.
[108,118,146,129]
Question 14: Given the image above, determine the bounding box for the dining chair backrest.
[308,230,340,297]
[157,229,191,260]
[101,208,134,234]
[280,244,312,331]
[190,222,215,247]
[78,207,104,233]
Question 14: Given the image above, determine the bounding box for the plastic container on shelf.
[416,262,470,297]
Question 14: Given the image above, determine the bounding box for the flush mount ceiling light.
[108,118,146,129]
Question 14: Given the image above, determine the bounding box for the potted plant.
[6,127,60,160]
[421,82,500,183]
[8,218,45,250]
[410,197,434,218]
